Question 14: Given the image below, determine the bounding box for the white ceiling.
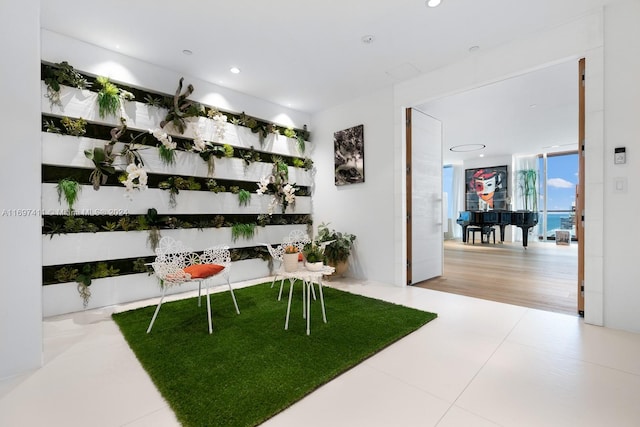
[416,60,580,164]
[40,0,609,161]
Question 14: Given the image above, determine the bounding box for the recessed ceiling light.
[426,0,442,7]
[230,67,241,74]
[469,45,480,53]
[361,35,374,44]
[450,144,486,152]
[182,49,193,55]
[529,103,537,108]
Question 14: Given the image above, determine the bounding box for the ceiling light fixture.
[182,49,193,55]
[468,45,480,53]
[230,67,241,74]
[361,35,374,44]
[449,144,486,152]
[426,0,442,7]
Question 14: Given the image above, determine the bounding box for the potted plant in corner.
[316,222,356,278]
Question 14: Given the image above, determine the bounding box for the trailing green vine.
[238,189,251,207]
[56,178,81,213]
[231,222,257,242]
[95,76,122,118]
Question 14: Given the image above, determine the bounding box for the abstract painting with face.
[465,166,508,211]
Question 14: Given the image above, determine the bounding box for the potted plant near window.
[316,223,356,278]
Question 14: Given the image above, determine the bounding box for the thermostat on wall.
[614,147,626,164]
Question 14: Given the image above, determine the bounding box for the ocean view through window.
[538,152,579,241]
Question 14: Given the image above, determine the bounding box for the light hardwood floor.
[414,238,579,316]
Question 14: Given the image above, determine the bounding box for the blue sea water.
[544,213,575,237]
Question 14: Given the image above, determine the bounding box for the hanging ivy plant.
[56,178,81,213]
[231,223,257,242]
[238,189,251,207]
[95,76,121,118]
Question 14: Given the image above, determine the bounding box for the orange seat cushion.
[183,264,224,279]
[298,253,304,262]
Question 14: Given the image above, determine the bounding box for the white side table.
[280,265,335,335]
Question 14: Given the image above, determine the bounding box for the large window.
[537,152,579,241]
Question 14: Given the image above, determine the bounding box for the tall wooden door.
[577,58,585,316]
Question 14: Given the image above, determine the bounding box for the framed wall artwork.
[334,124,364,185]
[465,165,508,211]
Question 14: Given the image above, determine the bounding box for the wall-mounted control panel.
[614,147,626,164]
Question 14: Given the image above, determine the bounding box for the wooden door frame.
[577,58,585,316]
[405,107,412,286]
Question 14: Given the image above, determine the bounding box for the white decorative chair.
[283,229,311,253]
[262,242,287,300]
[147,236,240,334]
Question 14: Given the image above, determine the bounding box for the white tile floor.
[2,278,640,427]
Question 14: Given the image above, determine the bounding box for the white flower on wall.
[209,110,228,142]
[256,174,297,215]
[150,128,176,150]
[120,163,148,199]
[192,129,207,152]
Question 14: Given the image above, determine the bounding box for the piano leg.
[520,226,531,248]
[460,225,468,243]
[498,225,507,243]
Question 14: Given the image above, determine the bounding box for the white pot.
[283,252,299,272]
[306,262,324,272]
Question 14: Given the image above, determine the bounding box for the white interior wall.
[311,87,396,284]
[0,0,43,379]
[602,0,640,331]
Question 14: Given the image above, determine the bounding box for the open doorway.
[410,59,581,316]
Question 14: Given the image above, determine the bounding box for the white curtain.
[450,164,465,239]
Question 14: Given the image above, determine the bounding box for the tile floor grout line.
[433,307,531,425]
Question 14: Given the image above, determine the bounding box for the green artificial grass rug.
[112,282,437,427]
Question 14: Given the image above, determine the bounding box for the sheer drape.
[450,164,464,239]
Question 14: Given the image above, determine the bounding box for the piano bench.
[467,226,496,244]
[483,227,496,244]
[467,226,483,244]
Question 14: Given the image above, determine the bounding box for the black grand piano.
[456,210,539,248]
